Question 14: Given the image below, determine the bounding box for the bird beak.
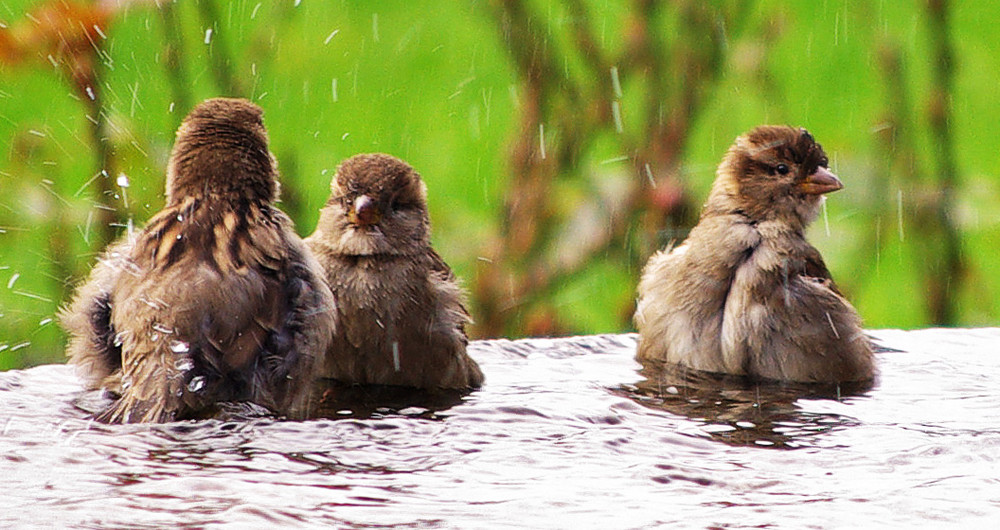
[347,194,382,227]
[798,167,843,195]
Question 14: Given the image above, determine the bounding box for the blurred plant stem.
[924,0,963,324]
[159,1,192,125]
[873,0,963,325]
[196,0,243,97]
[475,0,754,337]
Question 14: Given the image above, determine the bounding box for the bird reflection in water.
[621,357,876,449]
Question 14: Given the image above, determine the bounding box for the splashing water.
[173,358,194,372]
[187,376,206,393]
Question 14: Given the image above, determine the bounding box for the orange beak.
[798,167,843,195]
[347,195,382,227]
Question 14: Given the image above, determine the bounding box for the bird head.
[323,153,430,256]
[708,125,841,230]
[166,98,278,204]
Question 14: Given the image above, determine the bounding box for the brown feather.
[635,126,874,383]
[306,153,482,390]
[61,98,336,422]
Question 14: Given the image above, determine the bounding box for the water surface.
[2,329,998,528]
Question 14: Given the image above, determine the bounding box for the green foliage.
[1,1,997,369]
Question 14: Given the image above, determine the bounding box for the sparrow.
[60,98,336,423]
[305,153,484,390]
[634,126,875,383]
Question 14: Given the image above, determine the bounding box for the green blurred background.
[0,0,997,370]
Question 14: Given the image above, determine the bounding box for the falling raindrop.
[7,272,19,289]
[116,174,129,188]
[611,101,623,133]
[822,199,830,237]
[204,28,213,45]
[897,189,905,241]
[174,358,194,372]
[539,123,546,159]
[169,340,190,354]
[825,312,841,339]
[392,341,401,372]
[324,29,339,45]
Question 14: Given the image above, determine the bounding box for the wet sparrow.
[61,98,336,422]
[306,153,483,390]
[635,126,875,383]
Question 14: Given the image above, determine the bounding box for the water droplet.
[149,332,159,342]
[174,358,194,371]
[188,376,206,393]
[538,123,546,159]
[7,272,19,289]
[611,101,623,133]
[204,28,213,44]
[152,323,173,334]
[113,332,126,347]
[176,214,184,222]
[116,173,130,188]
[169,340,190,354]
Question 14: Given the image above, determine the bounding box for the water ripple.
[1,329,998,527]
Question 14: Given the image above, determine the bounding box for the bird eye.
[775,163,790,175]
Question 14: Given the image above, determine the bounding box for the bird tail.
[95,340,194,424]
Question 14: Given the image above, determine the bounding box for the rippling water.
[2,329,998,528]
